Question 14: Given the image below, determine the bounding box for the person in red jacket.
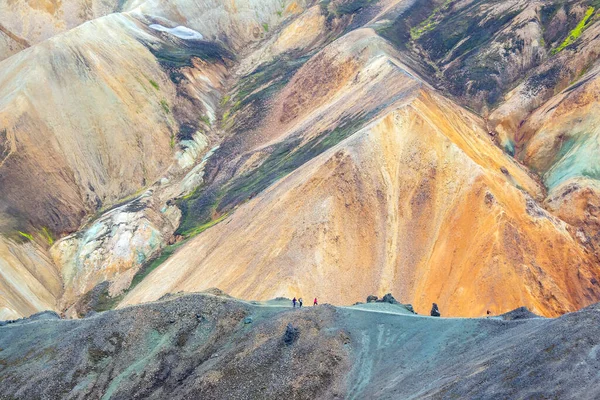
[313,298,318,306]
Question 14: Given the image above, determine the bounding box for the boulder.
[380,293,399,304]
[283,323,299,345]
[366,295,378,303]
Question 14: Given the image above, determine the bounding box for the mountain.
[0,0,124,61]
[0,0,302,319]
[120,29,600,317]
[2,0,600,320]
[2,291,600,399]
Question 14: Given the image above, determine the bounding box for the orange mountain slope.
[3,0,600,318]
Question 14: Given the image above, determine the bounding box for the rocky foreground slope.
[4,0,600,319]
[1,291,600,399]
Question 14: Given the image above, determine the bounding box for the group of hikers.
[288,299,486,317]
[292,297,317,308]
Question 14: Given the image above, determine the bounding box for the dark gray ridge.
[499,306,542,321]
[1,292,600,399]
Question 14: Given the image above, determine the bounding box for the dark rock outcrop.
[366,294,415,313]
[500,306,541,321]
[283,323,299,345]
[404,304,416,314]
[380,293,398,304]
[430,303,441,317]
[366,295,378,303]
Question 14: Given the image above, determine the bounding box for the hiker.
[430,303,441,317]
[299,298,303,308]
[314,298,318,306]
[486,310,491,316]
[292,297,297,308]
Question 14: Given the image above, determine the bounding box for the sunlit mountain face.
[2,0,600,319]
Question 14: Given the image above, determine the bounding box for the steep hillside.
[121,24,600,317]
[0,14,181,236]
[0,0,123,61]
[122,81,599,316]
[2,292,600,399]
[381,0,600,257]
[3,0,600,319]
[378,0,600,114]
[0,25,28,61]
[0,12,226,317]
[0,0,317,318]
[0,236,61,320]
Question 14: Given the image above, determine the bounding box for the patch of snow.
[149,24,204,40]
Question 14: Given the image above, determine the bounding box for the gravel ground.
[1,292,599,399]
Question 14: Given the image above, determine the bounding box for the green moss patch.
[410,0,453,40]
[85,240,190,313]
[199,115,211,127]
[177,114,371,236]
[181,213,230,237]
[144,39,233,69]
[551,7,595,55]
[220,95,231,107]
[17,231,34,241]
[41,227,54,245]
[0,129,10,162]
[160,99,170,114]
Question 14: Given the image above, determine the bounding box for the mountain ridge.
[2,291,600,399]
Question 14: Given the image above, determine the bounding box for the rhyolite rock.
[4,0,600,321]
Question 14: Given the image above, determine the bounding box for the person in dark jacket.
[292,297,297,308]
[430,303,441,317]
